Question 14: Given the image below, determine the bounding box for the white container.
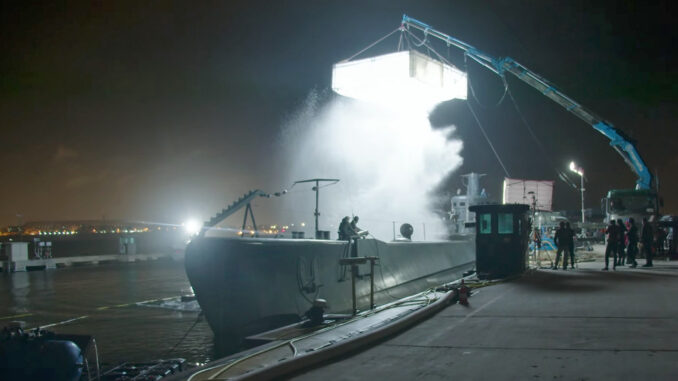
[6,242,29,262]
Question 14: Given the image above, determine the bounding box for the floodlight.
[568,161,586,224]
[183,219,202,235]
[332,50,467,111]
[569,161,583,176]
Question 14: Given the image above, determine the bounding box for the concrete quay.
[0,252,183,272]
[291,260,678,380]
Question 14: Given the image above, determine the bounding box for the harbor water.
[0,259,215,366]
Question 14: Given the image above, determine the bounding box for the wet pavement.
[291,260,678,380]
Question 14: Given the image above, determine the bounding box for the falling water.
[276,93,463,240]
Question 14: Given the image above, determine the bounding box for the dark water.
[0,259,215,366]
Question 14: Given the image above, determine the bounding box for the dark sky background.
[1,1,675,227]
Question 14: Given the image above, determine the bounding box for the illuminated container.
[502,178,554,211]
[332,50,467,109]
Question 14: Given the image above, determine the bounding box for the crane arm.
[401,15,652,190]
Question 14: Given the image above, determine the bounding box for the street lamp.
[569,161,585,224]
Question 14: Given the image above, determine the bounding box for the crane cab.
[602,188,659,223]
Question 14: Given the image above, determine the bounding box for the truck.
[400,15,659,223]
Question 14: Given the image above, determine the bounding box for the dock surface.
[291,261,678,380]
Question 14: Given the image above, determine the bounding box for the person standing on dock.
[603,220,618,270]
[641,217,654,267]
[626,218,639,268]
[565,222,576,269]
[616,219,627,266]
[553,221,568,270]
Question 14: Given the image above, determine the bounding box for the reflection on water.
[8,272,31,315]
[0,260,215,365]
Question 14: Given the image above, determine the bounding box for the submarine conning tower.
[450,173,490,234]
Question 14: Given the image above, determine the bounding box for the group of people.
[553,221,576,269]
[604,217,654,270]
[338,216,362,241]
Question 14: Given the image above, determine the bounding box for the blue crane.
[401,15,652,191]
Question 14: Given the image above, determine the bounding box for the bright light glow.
[278,92,463,240]
[332,50,467,112]
[502,179,507,205]
[183,219,202,235]
[569,161,583,176]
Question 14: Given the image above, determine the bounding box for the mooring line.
[96,295,179,311]
[38,315,89,329]
[3,295,189,330]
[0,312,34,320]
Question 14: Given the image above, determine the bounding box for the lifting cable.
[466,100,511,177]
[404,28,511,177]
[397,30,406,51]
[505,86,579,189]
[341,26,403,63]
[407,26,577,188]
[342,24,514,178]
[404,26,576,184]
[404,28,510,108]
[465,57,509,108]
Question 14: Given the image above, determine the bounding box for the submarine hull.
[184,236,475,349]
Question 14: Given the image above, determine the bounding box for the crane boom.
[401,15,652,190]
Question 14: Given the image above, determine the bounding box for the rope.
[466,100,511,177]
[397,30,405,51]
[341,26,403,62]
[404,27,509,109]
[164,312,203,357]
[465,55,510,108]
[37,315,89,330]
[506,86,579,189]
[403,29,446,63]
[403,24,576,189]
[402,26,513,177]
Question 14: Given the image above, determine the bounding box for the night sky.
[1,1,675,227]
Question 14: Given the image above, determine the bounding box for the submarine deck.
[291,260,678,380]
